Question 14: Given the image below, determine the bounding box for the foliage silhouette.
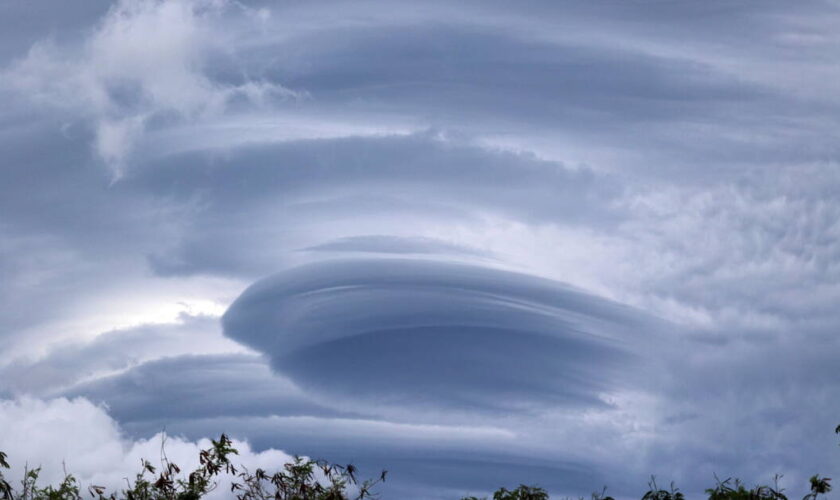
[642,477,684,500]
[0,435,384,500]
[1,426,839,499]
[460,483,550,500]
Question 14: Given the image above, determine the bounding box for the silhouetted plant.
[801,476,831,500]
[231,456,386,500]
[705,474,787,500]
[0,452,11,500]
[590,486,615,500]
[0,435,384,500]
[460,483,549,500]
[642,476,684,500]
[2,425,840,499]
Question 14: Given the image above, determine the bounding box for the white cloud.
[0,397,294,498]
[1,0,299,177]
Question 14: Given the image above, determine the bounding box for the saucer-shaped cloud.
[223,259,657,412]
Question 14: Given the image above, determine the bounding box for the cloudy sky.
[3,1,840,498]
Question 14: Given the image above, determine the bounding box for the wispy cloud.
[2,0,299,176]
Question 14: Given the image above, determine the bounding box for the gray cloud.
[302,235,490,257]
[135,132,617,278]
[4,1,840,498]
[65,354,345,423]
[222,259,660,413]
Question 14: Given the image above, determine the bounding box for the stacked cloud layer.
[223,259,659,413]
[4,0,840,498]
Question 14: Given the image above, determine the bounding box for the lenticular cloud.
[222,259,660,412]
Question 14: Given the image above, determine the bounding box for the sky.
[2,1,840,498]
